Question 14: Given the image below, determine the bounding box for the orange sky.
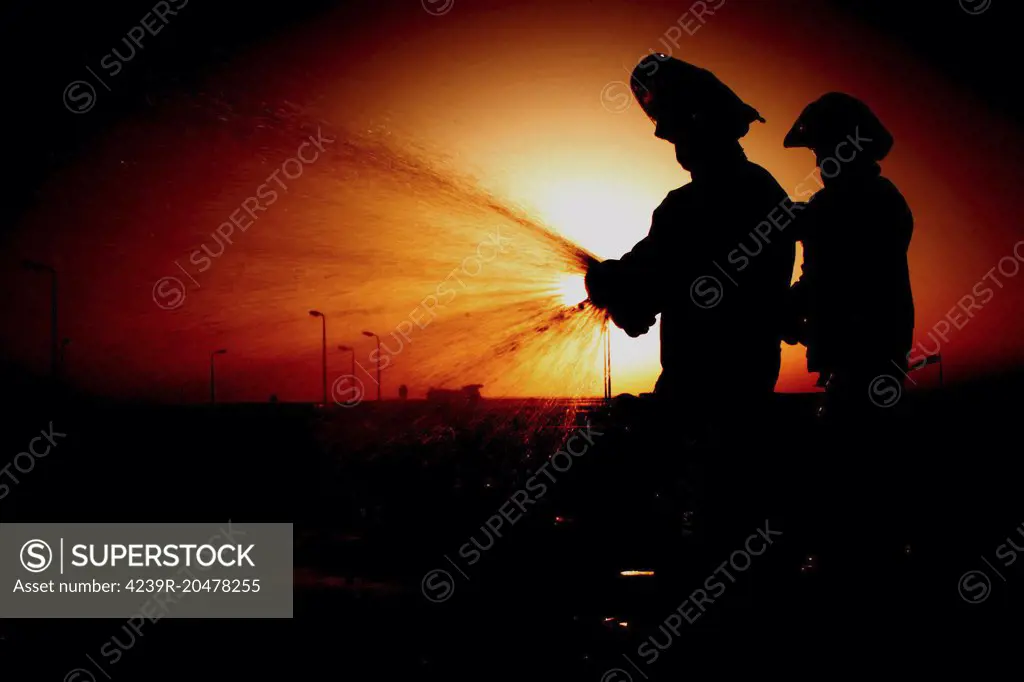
[4,0,1023,401]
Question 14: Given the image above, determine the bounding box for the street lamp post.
[21,260,57,377]
[604,326,612,402]
[310,310,327,405]
[362,331,381,401]
[210,349,227,404]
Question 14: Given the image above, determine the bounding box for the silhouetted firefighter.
[784,92,915,420]
[783,95,917,604]
[586,54,795,420]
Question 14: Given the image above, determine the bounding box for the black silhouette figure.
[784,93,914,418]
[586,54,796,414]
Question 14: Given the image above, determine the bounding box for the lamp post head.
[309,310,323,318]
[338,345,352,351]
[362,331,375,338]
[214,348,228,355]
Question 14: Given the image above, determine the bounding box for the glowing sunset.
[4,0,1021,403]
[4,0,1024,676]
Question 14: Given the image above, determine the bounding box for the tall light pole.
[603,325,612,403]
[210,349,227,404]
[362,330,381,401]
[21,259,57,378]
[310,310,327,405]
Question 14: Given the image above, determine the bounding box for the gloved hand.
[584,259,618,310]
[586,258,656,337]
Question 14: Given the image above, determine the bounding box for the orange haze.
[5,0,1023,401]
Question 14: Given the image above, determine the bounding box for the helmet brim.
[630,54,764,134]
[784,93,893,159]
[783,122,809,149]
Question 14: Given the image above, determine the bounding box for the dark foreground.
[1,372,1022,679]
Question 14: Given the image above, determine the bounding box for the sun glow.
[558,273,589,307]
[531,176,664,262]
[525,177,668,396]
